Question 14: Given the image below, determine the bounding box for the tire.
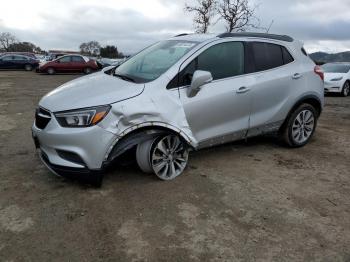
[136,134,189,180]
[47,67,55,75]
[83,67,92,74]
[341,81,350,97]
[24,64,32,71]
[281,103,318,148]
[136,138,157,173]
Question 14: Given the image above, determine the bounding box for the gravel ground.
[0,71,349,261]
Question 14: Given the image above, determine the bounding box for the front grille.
[35,107,51,129]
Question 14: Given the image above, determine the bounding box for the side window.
[179,42,245,86]
[71,56,84,62]
[2,56,13,61]
[13,55,28,61]
[282,47,294,64]
[252,42,284,72]
[58,56,71,63]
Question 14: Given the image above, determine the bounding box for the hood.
[39,72,144,112]
[324,72,345,81]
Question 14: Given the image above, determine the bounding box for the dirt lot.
[0,71,349,261]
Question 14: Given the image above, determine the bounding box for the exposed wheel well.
[105,126,193,165]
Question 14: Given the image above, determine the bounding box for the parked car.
[37,55,99,74]
[0,54,39,71]
[32,33,324,185]
[322,63,350,97]
[0,52,37,59]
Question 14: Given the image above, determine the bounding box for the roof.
[172,32,294,43]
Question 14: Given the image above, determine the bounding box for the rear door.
[178,41,253,147]
[247,41,300,136]
[71,56,86,72]
[12,55,28,69]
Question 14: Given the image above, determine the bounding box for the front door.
[178,41,253,148]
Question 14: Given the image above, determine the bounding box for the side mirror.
[187,70,213,97]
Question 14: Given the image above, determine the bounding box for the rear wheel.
[341,81,349,97]
[136,134,189,180]
[47,67,55,75]
[281,104,318,147]
[24,64,32,71]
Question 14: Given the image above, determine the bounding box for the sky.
[1,0,350,54]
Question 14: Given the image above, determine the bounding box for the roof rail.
[174,33,189,37]
[217,32,294,42]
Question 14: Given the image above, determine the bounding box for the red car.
[38,55,99,74]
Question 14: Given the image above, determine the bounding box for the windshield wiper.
[114,73,136,83]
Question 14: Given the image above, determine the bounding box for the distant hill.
[309,51,350,64]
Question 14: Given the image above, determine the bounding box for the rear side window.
[71,56,84,62]
[252,42,284,71]
[282,47,294,64]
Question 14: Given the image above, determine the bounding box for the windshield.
[115,40,198,83]
[322,64,350,73]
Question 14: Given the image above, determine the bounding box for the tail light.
[314,65,324,81]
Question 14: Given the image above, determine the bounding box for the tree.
[8,41,42,53]
[79,41,101,56]
[185,0,216,33]
[100,45,119,58]
[217,0,259,32]
[0,32,18,51]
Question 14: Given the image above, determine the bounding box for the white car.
[322,63,350,97]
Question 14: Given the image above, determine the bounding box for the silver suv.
[32,33,324,184]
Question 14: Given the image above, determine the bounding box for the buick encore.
[32,33,324,184]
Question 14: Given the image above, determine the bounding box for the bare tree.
[79,41,101,56]
[217,0,259,32]
[0,32,18,51]
[185,0,216,33]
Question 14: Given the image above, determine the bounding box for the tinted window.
[2,56,13,61]
[178,42,244,86]
[282,47,294,64]
[58,56,71,63]
[252,42,283,72]
[13,55,28,61]
[72,56,84,62]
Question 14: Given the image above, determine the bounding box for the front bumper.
[324,81,342,93]
[32,111,118,178]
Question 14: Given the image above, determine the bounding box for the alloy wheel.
[291,110,315,144]
[151,135,188,180]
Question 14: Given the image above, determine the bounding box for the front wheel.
[136,134,189,180]
[281,104,318,147]
[341,81,349,97]
[47,67,55,75]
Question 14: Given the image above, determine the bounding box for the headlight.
[331,77,343,81]
[55,105,111,127]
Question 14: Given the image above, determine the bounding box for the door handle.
[292,73,302,80]
[236,86,250,94]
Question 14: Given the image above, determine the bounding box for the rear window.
[252,42,293,72]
